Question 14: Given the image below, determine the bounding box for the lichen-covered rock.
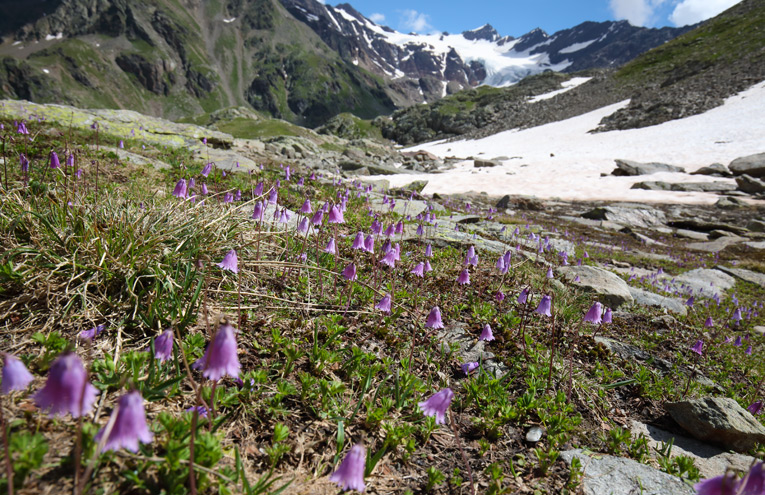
[559,265,633,308]
[667,397,765,453]
[560,449,694,495]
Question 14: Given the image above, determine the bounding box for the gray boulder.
[729,152,765,178]
[612,159,685,176]
[628,287,687,315]
[691,163,732,177]
[560,449,693,495]
[673,268,736,295]
[631,181,736,192]
[559,266,633,308]
[630,420,757,480]
[435,322,508,378]
[581,205,666,229]
[714,266,765,288]
[715,197,747,209]
[747,220,765,232]
[736,174,765,194]
[474,159,500,168]
[667,397,765,453]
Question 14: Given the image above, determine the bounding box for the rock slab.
[612,159,685,176]
[666,397,765,453]
[559,266,633,308]
[581,206,666,229]
[560,449,694,495]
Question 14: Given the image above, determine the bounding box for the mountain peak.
[462,24,500,42]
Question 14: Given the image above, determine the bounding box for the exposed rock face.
[628,287,687,314]
[736,174,765,194]
[559,265,633,308]
[667,398,765,453]
[673,268,736,295]
[729,152,765,178]
[581,205,666,229]
[715,266,765,288]
[691,163,731,177]
[631,181,736,192]
[611,159,685,176]
[115,54,169,96]
[560,449,694,495]
[474,159,500,168]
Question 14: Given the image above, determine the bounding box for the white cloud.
[399,9,432,33]
[669,0,742,25]
[369,12,386,24]
[608,0,666,26]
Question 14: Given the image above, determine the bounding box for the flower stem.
[449,412,475,495]
[1,401,14,495]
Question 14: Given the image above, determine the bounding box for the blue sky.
[338,0,743,36]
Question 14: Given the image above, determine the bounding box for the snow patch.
[558,39,597,54]
[376,81,765,204]
[44,33,63,41]
[529,77,591,102]
[223,17,237,23]
[42,69,50,74]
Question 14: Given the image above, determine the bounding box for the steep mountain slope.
[381,0,765,145]
[0,0,692,126]
[0,0,395,125]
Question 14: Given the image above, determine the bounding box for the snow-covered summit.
[281,0,694,104]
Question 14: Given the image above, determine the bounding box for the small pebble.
[526,426,544,443]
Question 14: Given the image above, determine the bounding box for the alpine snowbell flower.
[328,205,344,224]
[691,340,704,355]
[411,262,425,278]
[49,151,60,169]
[379,250,396,268]
[34,352,98,418]
[96,391,153,452]
[694,461,764,495]
[254,182,264,196]
[351,232,365,250]
[426,306,444,329]
[311,209,324,226]
[535,295,552,317]
[457,268,470,285]
[602,307,613,324]
[329,444,366,492]
[173,179,188,199]
[80,324,106,341]
[704,317,714,328]
[418,388,454,425]
[2,353,34,394]
[324,238,336,254]
[252,201,264,221]
[425,244,433,258]
[192,322,241,381]
[518,288,529,304]
[583,302,603,325]
[342,263,357,281]
[546,267,554,279]
[153,329,174,362]
[375,294,392,313]
[423,260,432,273]
[462,362,479,375]
[479,324,495,341]
[218,249,239,274]
[748,401,763,415]
[201,163,213,177]
[300,199,312,214]
[364,235,374,253]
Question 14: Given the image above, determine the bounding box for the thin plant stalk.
[449,412,475,495]
[1,400,13,495]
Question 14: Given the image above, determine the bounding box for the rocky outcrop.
[667,398,765,453]
[729,152,765,178]
[115,54,170,96]
[631,181,736,192]
[735,174,765,194]
[559,265,633,308]
[581,205,666,228]
[611,159,685,176]
[560,449,694,495]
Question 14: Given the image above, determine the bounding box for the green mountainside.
[0,0,395,126]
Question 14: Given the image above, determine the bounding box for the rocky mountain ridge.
[0,0,691,126]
